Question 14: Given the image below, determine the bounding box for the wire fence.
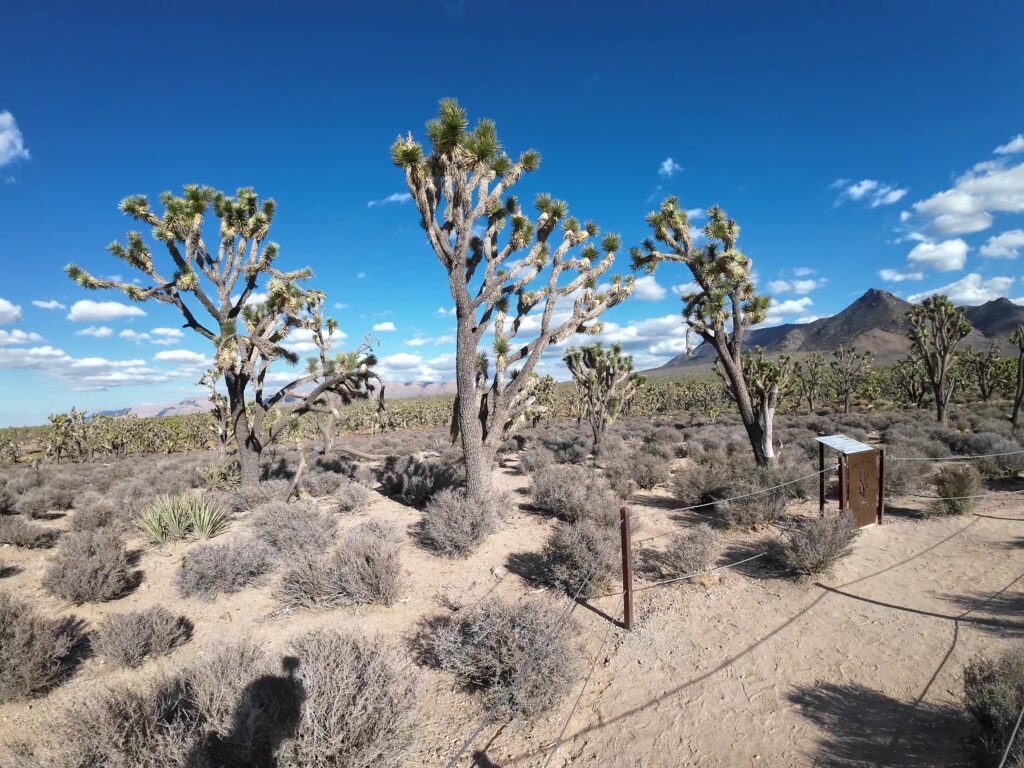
[890,449,1024,462]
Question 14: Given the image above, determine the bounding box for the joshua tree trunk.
[1012,327,1024,427]
[226,371,262,487]
[717,349,771,466]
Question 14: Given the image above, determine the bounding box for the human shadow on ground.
[786,681,969,767]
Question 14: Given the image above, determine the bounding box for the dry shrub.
[14,485,75,518]
[424,597,582,720]
[673,450,742,508]
[541,518,619,598]
[883,444,934,496]
[0,515,57,548]
[548,436,589,465]
[418,487,501,557]
[964,648,1024,764]
[519,444,555,473]
[531,464,619,524]
[249,500,337,558]
[69,491,122,532]
[662,524,719,577]
[331,478,373,514]
[641,426,681,460]
[303,470,345,498]
[768,513,858,576]
[175,536,274,598]
[0,592,81,703]
[279,521,404,609]
[93,607,191,668]
[378,451,465,506]
[930,464,983,516]
[200,458,241,491]
[42,530,134,604]
[606,452,671,492]
[284,629,419,767]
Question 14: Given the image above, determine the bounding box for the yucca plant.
[136,493,230,543]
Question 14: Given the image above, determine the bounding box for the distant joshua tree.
[792,352,830,414]
[392,100,633,502]
[564,343,643,453]
[830,346,873,414]
[960,342,1011,402]
[907,295,972,425]
[631,200,782,465]
[66,186,379,487]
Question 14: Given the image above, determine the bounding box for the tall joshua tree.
[631,200,777,465]
[907,295,972,425]
[960,342,1010,402]
[392,100,633,501]
[1012,325,1024,427]
[66,186,379,487]
[563,343,643,453]
[831,346,873,414]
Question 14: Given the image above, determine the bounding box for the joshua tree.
[563,343,643,453]
[198,368,231,456]
[830,346,874,414]
[960,343,1011,402]
[66,186,379,487]
[1012,325,1024,426]
[907,295,972,425]
[792,352,830,414]
[393,100,633,501]
[888,354,929,409]
[717,348,792,458]
[632,200,776,465]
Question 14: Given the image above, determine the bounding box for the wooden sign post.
[815,435,885,526]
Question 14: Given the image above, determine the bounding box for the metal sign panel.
[846,449,879,527]
[816,434,875,455]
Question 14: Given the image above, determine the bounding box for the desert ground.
[1,410,1022,767]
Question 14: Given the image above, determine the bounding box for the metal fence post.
[877,448,886,525]
[619,506,634,630]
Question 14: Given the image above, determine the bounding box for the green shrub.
[930,464,983,516]
[200,459,241,490]
[136,493,231,543]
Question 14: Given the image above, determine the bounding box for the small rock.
[491,566,507,579]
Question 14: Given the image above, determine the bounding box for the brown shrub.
[767,513,858,576]
[248,500,337,559]
[661,524,719,577]
[93,607,191,668]
[418,487,501,557]
[531,464,620,524]
[42,530,134,604]
[930,464,983,516]
[0,592,81,703]
[423,597,582,720]
[279,521,404,609]
[175,536,274,599]
[541,518,619,598]
[964,648,1024,764]
[0,515,57,548]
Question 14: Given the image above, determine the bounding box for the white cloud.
[0,112,30,168]
[907,238,969,272]
[405,334,454,347]
[979,229,1024,259]
[31,299,66,310]
[797,315,821,324]
[154,349,208,364]
[436,306,456,316]
[367,192,412,208]
[119,329,151,342]
[908,273,1014,305]
[632,275,667,301]
[671,281,699,295]
[658,157,683,178]
[833,178,907,208]
[0,298,22,324]
[994,134,1024,155]
[0,345,168,391]
[878,268,924,282]
[770,297,814,315]
[373,321,397,332]
[74,326,113,338]
[66,299,146,322]
[767,278,826,295]
[282,326,347,354]
[909,157,1024,235]
[0,329,43,345]
[151,327,185,344]
[333,302,348,310]
[792,267,816,277]
[380,352,422,369]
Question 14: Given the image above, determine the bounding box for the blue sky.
[2,0,1024,426]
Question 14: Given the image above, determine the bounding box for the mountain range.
[649,289,1024,374]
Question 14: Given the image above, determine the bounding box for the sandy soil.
[1,455,1022,767]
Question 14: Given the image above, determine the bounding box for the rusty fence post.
[619,506,634,630]
[818,442,826,515]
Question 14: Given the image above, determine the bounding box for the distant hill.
[101,380,458,419]
[650,289,1024,373]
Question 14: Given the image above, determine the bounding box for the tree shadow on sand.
[787,681,970,767]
